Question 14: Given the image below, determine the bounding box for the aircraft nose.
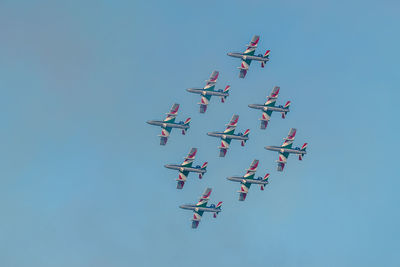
[179,205,185,209]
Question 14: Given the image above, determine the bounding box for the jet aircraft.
[146,103,191,145]
[179,187,222,229]
[227,35,270,78]
[265,128,308,171]
[164,148,208,189]
[227,159,270,201]
[248,86,291,129]
[186,71,231,113]
[207,115,250,157]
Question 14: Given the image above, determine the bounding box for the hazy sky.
[1,0,400,266]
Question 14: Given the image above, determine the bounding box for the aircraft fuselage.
[146,120,189,129]
[248,104,289,112]
[227,176,269,185]
[179,204,221,213]
[227,52,269,62]
[164,164,206,174]
[265,146,306,155]
[207,132,249,141]
[186,88,229,97]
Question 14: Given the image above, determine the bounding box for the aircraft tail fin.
[213,201,223,218]
[221,85,230,103]
[281,101,291,119]
[241,129,250,147]
[261,173,270,190]
[198,162,208,179]
[181,118,191,135]
[299,143,308,160]
[264,50,270,59]
[260,50,270,68]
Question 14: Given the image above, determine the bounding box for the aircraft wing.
[244,159,259,179]
[205,71,219,88]
[260,110,272,129]
[192,210,204,229]
[282,128,297,148]
[199,95,211,113]
[196,187,212,207]
[182,148,197,165]
[224,114,239,132]
[238,183,251,201]
[159,127,172,145]
[239,66,248,79]
[176,171,189,189]
[265,86,280,106]
[164,103,179,123]
[277,152,288,172]
[219,138,232,157]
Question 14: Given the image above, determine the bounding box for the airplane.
[227,159,270,201]
[248,86,291,129]
[207,114,250,157]
[227,35,270,78]
[186,70,231,113]
[146,103,191,145]
[265,128,308,171]
[164,148,208,189]
[179,187,222,229]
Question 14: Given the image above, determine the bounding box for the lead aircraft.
[186,71,231,113]
[207,115,250,157]
[179,188,222,229]
[227,35,270,78]
[146,103,191,145]
[265,128,308,171]
[248,86,291,129]
[227,159,270,201]
[164,148,208,189]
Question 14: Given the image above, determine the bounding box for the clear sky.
[1,0,399,266]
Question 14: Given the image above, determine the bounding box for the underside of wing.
[277,153,288,172]
[260,111,272,129]
[160,136,168,146]
[239,68,247,78]
[277,161,286,172]
[199,96,210,113]
[159,127,171,146]
[164,103,179,122]
[219,139,230,157]
[176,172,187,189]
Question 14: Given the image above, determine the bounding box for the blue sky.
[0,0,399,266]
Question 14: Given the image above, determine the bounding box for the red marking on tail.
[264,173,270,180]
[224,85,230,92]
[284,101,291,108]
[201,162,208,168]
[216,201,223,208]
[184,118,191,124]
[301,143,308,150]
[243,129,250,136]
[264,50,270,57]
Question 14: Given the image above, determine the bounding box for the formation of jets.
[147,35,309,228]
